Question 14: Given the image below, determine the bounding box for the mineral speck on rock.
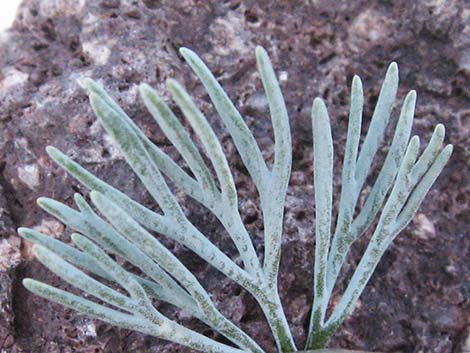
[82,39,114,66]
[17,164,40,190]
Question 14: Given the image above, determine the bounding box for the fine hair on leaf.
[19,46,452,353]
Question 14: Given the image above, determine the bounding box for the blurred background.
[0,1,21,31]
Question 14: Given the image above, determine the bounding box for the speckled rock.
[0,1,468,353]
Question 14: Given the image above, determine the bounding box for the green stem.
[305,325,337,350]
[258,289,297,352]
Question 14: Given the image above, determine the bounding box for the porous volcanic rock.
[0,1,468,352]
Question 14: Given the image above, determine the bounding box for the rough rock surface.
[0,0,469,352]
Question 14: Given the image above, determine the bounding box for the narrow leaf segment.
[18,49,452,353]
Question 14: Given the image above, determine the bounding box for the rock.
[412,213,436,240]
[0,0,468,352]
[460,329,470,353]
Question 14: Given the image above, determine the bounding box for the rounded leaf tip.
[139,82,153,93]
[89,190,105,207]
[388,61,398,73]
[71,233,93,253]
[434,123,445,136]
[312,97,326,110]
[384,62,399,84]
[444,144,454,155]
[22,278,35,288]
[45,145,58,155]
[17,227,27,235]
[410,135,420,146]
[36,197,47,207]
[255,45,267,57]
[179,47,193,59]
[166,78,179,89]
[352,74,362,86]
